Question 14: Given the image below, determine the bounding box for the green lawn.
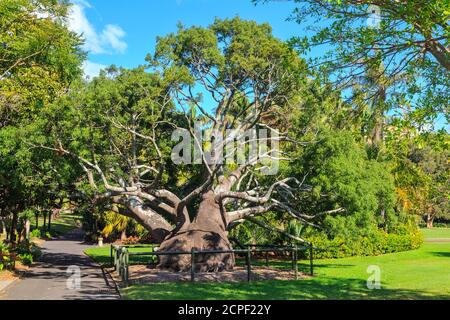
[32,211,81,236]
[85,245,158,266]
[0,211,80,242]
[115,229,450,300]
[421,228,450,240]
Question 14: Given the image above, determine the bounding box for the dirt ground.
[111,264,311,285]
[0,271,17,282]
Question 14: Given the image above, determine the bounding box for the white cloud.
[73,0,92,8]
[68,1,127,55]
[101,25,127,54]
[82,61,107,79]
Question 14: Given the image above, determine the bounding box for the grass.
[421,228,450,240]
[84,245,158,266]
[32,211,81,237]
[0,211,80,243]
[113,229,450,300]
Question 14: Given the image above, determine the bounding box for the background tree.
[0,0,84,243]
[0,0,84,127]
[255,0,449,124]
[256,0,449,230]
[389,131,450,228]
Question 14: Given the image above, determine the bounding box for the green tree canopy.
[0,0,84,127]
[0,0,84,242]
[255,0,450,124]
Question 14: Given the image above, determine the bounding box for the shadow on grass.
[31,214,81,237]
[122,277,450,300]
[431,252,450,258]
[235,259,354,275]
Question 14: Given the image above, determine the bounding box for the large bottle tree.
[35,18,336,271]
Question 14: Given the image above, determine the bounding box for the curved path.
[0,229,119,300]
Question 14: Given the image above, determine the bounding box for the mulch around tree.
[111,265,311,285]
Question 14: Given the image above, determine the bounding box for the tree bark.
[25,218,31,241]
[120,229,127,241]
[121,196,173,243]
[43,211,47,230]
[17,223,23,244]
[426,40,450,71]
[47,211,52,232]
[0,219,5,236]
[3,215,11,240]
[427,214,434,229]
[9,212,18,243]
[35,213,39,229]
[157,191,235,272]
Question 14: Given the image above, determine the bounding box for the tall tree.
[34,19,339,271]
[390,132,450,228]
[0,0,84,242]
[0,0,84,127]
[256,0,450,123]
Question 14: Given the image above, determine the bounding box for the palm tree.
[353,59,409,156]
[102,212,130,241]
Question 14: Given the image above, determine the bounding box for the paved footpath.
[0,229,119,300]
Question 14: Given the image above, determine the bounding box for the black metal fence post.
[112,245,318,285]
[114,246,120,272]
[291,244,295,270]
[191,248,195,282]
[124,248,129,287]
[118,248,123,278]
[110,244,113,267]
[246,246,252,282]
[294,245,298,280]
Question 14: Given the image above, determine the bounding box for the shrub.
[433,222,450,228]
[0,242,12,271]
[30,244,43,260]
[14,241,42,261]
[18,253,33,266]
[305,228,423,259]
[280,131,423,259]
[30,229,41,239]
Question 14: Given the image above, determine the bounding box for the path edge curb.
[83,251,123,300]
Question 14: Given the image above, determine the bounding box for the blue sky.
[69,0,301,77]
[68,0,447,130]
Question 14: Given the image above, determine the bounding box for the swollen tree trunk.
[158,191,235,272]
